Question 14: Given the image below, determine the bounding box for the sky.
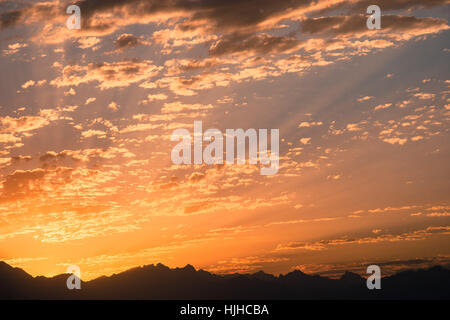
[0,0,449,280]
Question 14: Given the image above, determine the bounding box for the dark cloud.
[11,155,33,163]
[1,0,448,33]
[0,2,60,29]
[209,32,301,56]
[348,0,450,12]
[302,14,449,36]
[71,0,450,32]
[311,0,450,16]
[0,9,21,29]
[301,16,344,34]
[189,172,205,183]
[308,256,450,278]
[0,167,73,202]
[39,151,68,162]
[170,59,220,74]
[185,0,310,30]
[114,33,140,50]
[73,0,311,30]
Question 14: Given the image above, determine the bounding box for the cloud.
[2,0,447,54]
[78,37,102,49]
[383,137,408,145]
[164,57,231,75]
[21,80,35,89]
[300,137,311,145]
[0,133,21,144]
[189,172,206,183]
[0,115,49,133]
[85,97,97,105]
[139,93,168,104]
[71,0,311,31]
[81,130,107,139]
[0,107,80,140]
[108,101,120,111]
[161,102,214,113]
[0,9,23,29]
[209,32,302,56]
[119,123,161,133]
[114,33,141,50]
[37,148,135,166]
[298,121,323,127]
[414,93,436,100]
[0,167,74,202]
[374,103,392,111]
[301,15,449,39]
[156,65,282,96]
[295,255,450,278]
[206,256,289,274]
[346,123,363,132]
[357,96,374,102]
[3,42,28,55]
[50,60,162,90]
[346,0,450,13]
[411,135,424,142]
[276,226,450,251]
[64,88,76,96]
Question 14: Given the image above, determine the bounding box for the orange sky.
[0,0,449,280]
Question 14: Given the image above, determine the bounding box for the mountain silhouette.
[0,261,449,299]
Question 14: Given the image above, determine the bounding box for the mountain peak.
[250,270,276,281]
[340,271,363,282]
[155,263,170,270]
[281,269,308,280]
[181,264,196,272]
[0,261,32,279]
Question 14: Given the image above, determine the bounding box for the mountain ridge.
[0,261,449,299]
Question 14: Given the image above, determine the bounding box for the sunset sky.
[0,0,449,280]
